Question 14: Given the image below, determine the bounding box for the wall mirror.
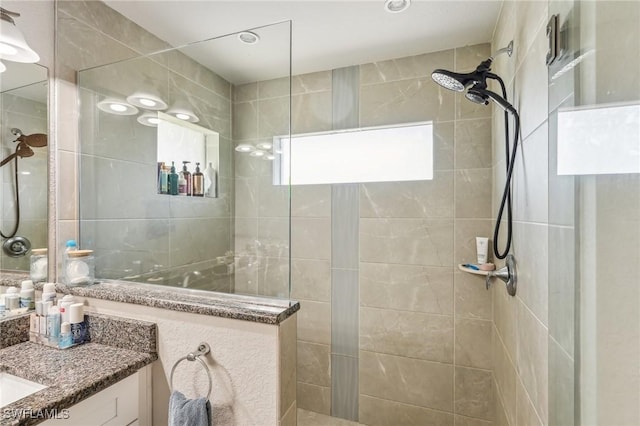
[0,61,48,276]
[77,21,291,297]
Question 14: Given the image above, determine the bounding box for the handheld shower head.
[431,58,493,92]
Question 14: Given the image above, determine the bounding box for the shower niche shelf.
[457,264,490,276]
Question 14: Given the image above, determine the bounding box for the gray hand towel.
[169,390,211,426]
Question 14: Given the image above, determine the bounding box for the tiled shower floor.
[297,409,363,426]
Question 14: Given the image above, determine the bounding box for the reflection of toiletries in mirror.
[204,162,217,198]
[178,170,187,196]
[5,287,19,311]
[160,164,169,194]
[476,237,489,264]
[169,162,179,195]
[182,161,192,196]
[193,162,204,197]
[30,248,48,282]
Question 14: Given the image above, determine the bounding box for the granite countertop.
[0,342,156,426]
[0,271,299,325]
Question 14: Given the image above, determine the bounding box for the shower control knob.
[3,236,31,257]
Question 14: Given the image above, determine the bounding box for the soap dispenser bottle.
[192,162,204,197]
[169,162,179,195]
[203,162,217,198]
[182,161,192,196]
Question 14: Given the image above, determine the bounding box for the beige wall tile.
[360,263,453,315]
[454,415,492,426]
[513,122,548,224]
[360,78,455,127]
[360,172,454,219]
[291,217,331,260]
[360,49,453,86]
[360,307,453,363]
[280,401,296,426]
[232,101,258,141]
[291,185,331,218]
[455,118,492,169]
[455,44,491,72]
[292,71,332,94]
[434,121,455,171]
[454,367,494,420]
[297,300,331,345]
[297,382,331,415]
[258,97,289,139]
[455,169,493,219]
[454,272,492,320]
[297,341,330,387]
[516,376,543,426]
[494,380,511,426]
[493,280,517,362]
[514,0,549,69]
[360,218,453,266]
[360,350,453,412]
[455,319,492,370]
[549,337,574,426]
[292,91,332,134]
[516,301,548,423]
[291,259,331,302]
[359,395,454,426]
[258,77,289,99]
[234,82,257,103]
[493,326,516,426]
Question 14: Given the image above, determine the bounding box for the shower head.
[467,85,517,115]
[0,141,33,167]
[15,133,47,148]
[465,90,489,105]
[431,58,493,92]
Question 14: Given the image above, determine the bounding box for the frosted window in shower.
[274,122,433,185]
[557,102,640,175]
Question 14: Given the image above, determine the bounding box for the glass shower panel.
[549,2,640,425]
[77,21,292,299]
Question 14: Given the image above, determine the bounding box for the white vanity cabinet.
[41,366,151,426]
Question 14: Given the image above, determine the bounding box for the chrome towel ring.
[170,342,212,400]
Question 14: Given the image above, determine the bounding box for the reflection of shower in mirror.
[0,128,48,240]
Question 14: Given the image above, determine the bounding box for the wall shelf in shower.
[457,264,490,276]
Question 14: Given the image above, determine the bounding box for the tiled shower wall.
[0,93,48,270]
[234,44,496,424]
[491,2,551,426]
[56,0,234,286]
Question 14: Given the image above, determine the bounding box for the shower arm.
[490,41,514,60]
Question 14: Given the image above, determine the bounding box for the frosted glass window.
[557,103,640,175]
[274,122,433,185]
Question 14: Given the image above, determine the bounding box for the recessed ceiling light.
[384,0,410,13]
[97,98,138,116]
[127,93,168,111]
[238,31,260,45]
[263,154,275,161]
[256,142,272,150]
[167,108,199,123]
[235,144,255,153]
[249,150,265,157]
[137,113,160,127]
[0,9,40,63]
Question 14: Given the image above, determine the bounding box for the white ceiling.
[104,0,503,84]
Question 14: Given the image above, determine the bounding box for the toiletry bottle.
[70,303,86,345]
[5,287,19,311]
[161,165,169,194]
[41,301,52,336]
[169,162,179,195]
[34,301,43,340]
[59,322,73,349]
[0,296,5,319]
[42,282,57,304]
[178,168,187,196]
[157,162,164,194]
[20,280,35,310]
[182,161,192,196]
[203,162,217,198]
[192,162,204,197]
[47,305,61,344]
[59,294,75,324]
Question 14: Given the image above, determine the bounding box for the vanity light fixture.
[167,108,199,123]
[0,8,40,63]
[238,31,260,45]
[249,150,266,158]
[235,144,255,153]
[384,0,411,13]
[137,112,160,127]
[256,142,273,150]
[127,92,168,111]
[97,98,139,116]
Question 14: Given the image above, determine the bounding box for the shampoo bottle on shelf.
[203,162,217,198]
[178,169,187,196]
[192,162,204,197]
[182,161,192,196]
[169,162,179,195]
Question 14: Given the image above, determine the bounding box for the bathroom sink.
[0,372,47,407]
